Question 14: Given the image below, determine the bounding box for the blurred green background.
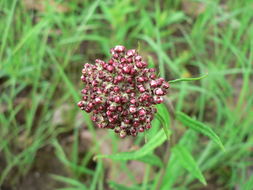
[0,0,253,189]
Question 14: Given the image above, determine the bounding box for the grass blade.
[56,188,84,190]
[172,145,207,185]
[0,0,18,61]
[51,174,87,189]
[12,21,48,55]
[56,188,83,190]
[176,112,224,150]
[242,174,253,190]
[90,160,103,190]
[109,181,140,190]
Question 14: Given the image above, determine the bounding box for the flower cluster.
[77,45,169,138]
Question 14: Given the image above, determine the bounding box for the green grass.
[0,0,253,189]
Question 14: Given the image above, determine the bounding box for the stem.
[169,73,208,84]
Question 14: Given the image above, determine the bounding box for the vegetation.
[0,0,253,189]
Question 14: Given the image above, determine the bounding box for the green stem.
[169,73,208,84]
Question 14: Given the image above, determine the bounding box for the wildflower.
[77,45,169,138]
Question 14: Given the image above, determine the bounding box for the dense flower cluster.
[77,45,169,138]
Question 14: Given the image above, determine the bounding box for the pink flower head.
[77,45,169,138]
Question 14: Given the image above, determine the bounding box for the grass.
[0,0,253,189]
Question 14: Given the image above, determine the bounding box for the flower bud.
[106,65,114,72]
[114,96,121,103]
[139,127,144,132]
[114,45,125,53]
[95,97,102,104]
[129,105,137,113]
[155,88,164,96]
[120,130,127,138]
[138,109,146,116]
[135,55,142,61]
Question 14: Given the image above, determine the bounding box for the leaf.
[94,130,167,161]
[169,73,208,84]
[172,145,207,185]
[156,104,171,140]
[137,154,163,167]
[176,112,224,150]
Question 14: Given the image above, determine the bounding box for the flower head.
[77,45,169,138]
